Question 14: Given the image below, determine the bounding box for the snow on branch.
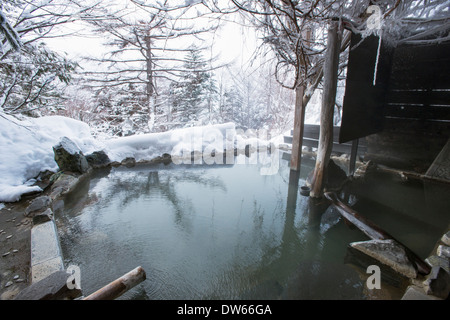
[0,9,22,55]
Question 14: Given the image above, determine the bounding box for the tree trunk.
[290,85,306,171]
[145,33,155,114]
[310,22,341,198]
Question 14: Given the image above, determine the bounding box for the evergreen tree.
[170,46,218,126]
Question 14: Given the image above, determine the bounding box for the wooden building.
[340,33,450,177]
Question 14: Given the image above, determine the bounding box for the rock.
[85,150,110,168]
[5,281,13,288]
[245,144,251,157]
[50,174,79,199]
[437,245,450,258]
[401,285,441,300]
[25,196,51,216]
[354,160,375,179]
[32,208,53,226]
[14,270,82,300]
[151,153,172,165]
[425,255,450,273]
[121,157,136,168]
[325,159,348,190]
[110,161,121,167]
[349,239,418,279]
[161,153,172,164]
[422,266,450,299]
[53,137,89,174]
[441,231,450,246]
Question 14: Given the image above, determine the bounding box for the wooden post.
[310,22,341,198]
[83,266,146,300]
[290,85,306,171]
[349,139,359,176]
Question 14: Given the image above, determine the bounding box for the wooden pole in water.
[310,22,342,198]
[83,266,146,300]
[290,85,306,171]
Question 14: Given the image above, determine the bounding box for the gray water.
[56,153,449,300]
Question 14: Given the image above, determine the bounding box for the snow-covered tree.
[82,1,219,134]
[169,46,218,126]
[0,0,99,115]
[223,0,450,105]
[0,43,76,115]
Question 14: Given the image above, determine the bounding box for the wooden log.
[374,164,450,185]
[324,192,431,275]
[83,266,146,300]
[310,22,342,197]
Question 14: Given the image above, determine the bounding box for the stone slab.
[349,239,418,279]
[30,220,64,283]
[31,257,64,283]
[15,270,82,300]
[426,255,450,274]
[401,285,442,300]
[422,266,450,299]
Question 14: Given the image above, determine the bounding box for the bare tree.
[81,0,221,133]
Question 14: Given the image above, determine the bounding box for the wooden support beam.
[83,266,146,300]
[290,85,306,171]
[349,139,359,176]
[310,22,342,197]
[324,192,431,275]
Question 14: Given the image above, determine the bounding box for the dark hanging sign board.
[339,33,394,144]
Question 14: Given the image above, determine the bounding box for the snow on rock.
[0,114,237,202]
[0,113,103,202]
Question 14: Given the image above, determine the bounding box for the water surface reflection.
[56,155,437,300]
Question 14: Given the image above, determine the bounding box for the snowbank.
[0,115,238,202]
[0,113,103,202]
[105,122,237,162]
[0,113,278,203]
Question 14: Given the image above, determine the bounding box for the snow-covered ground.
[0,113,103,202]
[0,112,283,203]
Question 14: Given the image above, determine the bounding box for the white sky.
[44,3,261,79]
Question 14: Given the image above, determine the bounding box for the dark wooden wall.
[341,37,450,173]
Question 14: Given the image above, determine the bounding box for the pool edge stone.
[30,219,64,283]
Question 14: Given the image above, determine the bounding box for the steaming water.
[56,152,449,300]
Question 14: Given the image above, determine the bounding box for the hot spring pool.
[55,153,449,300]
